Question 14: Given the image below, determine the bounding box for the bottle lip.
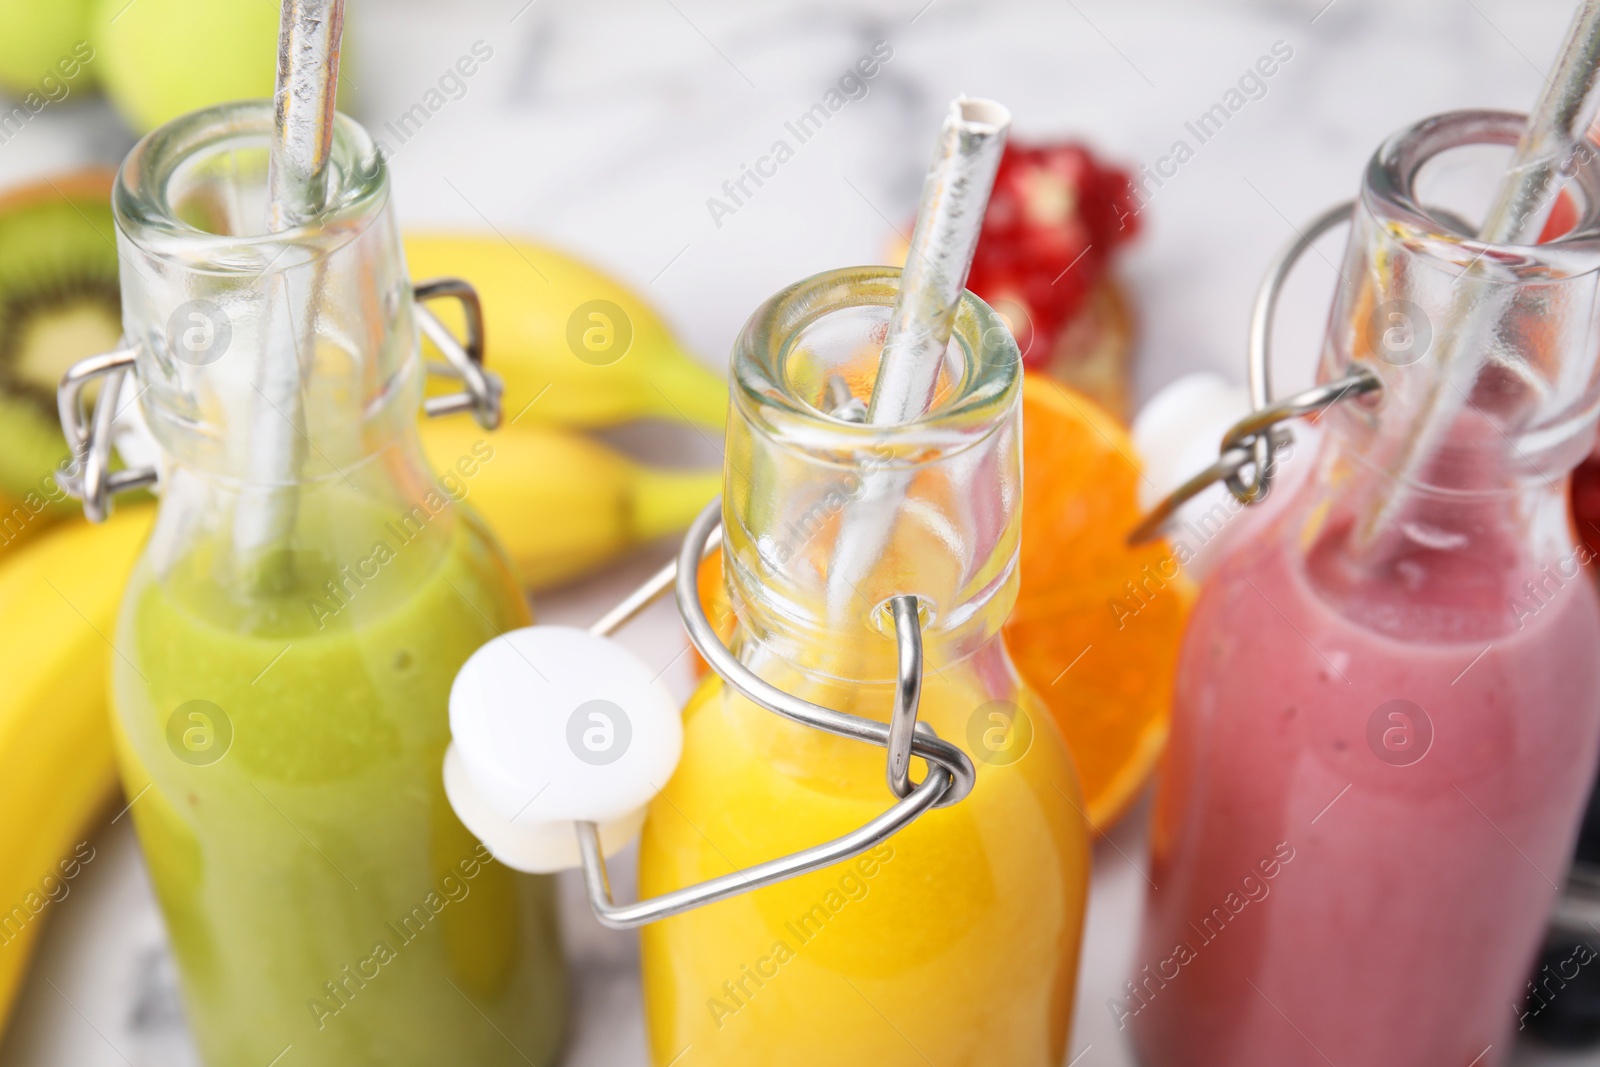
[114,100,389,274]
[1366,109,1600,279]
[731,265,1021,466]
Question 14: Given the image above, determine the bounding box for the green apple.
[92,0,285,133]
[0,0,98,96]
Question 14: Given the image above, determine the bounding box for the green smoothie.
[111,491,565,1066]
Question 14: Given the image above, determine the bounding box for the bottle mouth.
[732,265,1022,467]
[114,100,389,274]
[1365,109,1600,278]
[1317,108,1600,489]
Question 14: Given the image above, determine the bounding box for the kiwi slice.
[0,170,122,511]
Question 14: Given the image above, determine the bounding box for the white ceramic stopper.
[445,625,683,874]
[1131,372,1249,512]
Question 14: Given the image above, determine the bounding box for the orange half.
[1010,374,1191,830]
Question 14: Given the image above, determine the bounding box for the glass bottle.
[106,102,565,1065]
[1130,110,1600,1066]
[638,266,1091,1065]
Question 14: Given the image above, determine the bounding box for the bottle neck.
[722,266,1024,685]
[722,497,1020,685]
[1298,109,1600,595]
[115,101,411,486]
[113,102,454,609]
[127,191,433,600]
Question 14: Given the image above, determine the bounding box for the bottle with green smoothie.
[99,101,566,1064]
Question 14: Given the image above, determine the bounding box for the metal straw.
[1479,0,1600,245]
[826,98,1010,620]
[1354,0,1600,552]
[868,98,1011,424]
[236,0,346,584]
[268,0,345,229]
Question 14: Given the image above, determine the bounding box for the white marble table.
[1,0,1597,1063]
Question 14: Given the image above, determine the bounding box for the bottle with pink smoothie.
[1128,109,1600,1066]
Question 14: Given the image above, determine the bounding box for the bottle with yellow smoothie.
[638,266,1091,1065]
[98,102,565,1064]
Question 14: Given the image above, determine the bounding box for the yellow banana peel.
[0,488,55,561]
[404,233,728,430]
[0,506,154,1037]
[419,418,721,591]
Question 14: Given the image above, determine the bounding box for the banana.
[419,418,721,591]
[0,506,154,1037]
[0,488,54,560]
[404,233,729,430]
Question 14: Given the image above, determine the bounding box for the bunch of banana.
[405,232,726,590]
[0,506,153,1032]
[405,234,728,430]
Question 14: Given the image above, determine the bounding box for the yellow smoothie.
[639,644,1089,1066]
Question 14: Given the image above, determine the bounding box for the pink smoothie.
[1128,495,1600,1066]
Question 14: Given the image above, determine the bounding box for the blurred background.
[0,0,1590,1063]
